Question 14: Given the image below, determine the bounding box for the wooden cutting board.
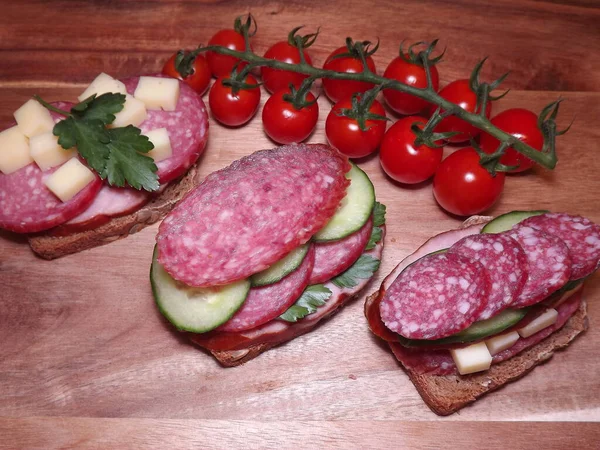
[1,1,599,448]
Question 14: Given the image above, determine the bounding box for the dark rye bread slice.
[28,164,200,260]
[403,299,588,416]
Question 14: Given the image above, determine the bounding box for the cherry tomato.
[262,89,319,144]
[433,147,505,216]
[162,52,211,95]
[434,79,491,143]
[383,56,439,115]
[325,97,387,158]
[262,42,312,94]
[208,75,260,127]
[206,29,249,78]
[322,46,377,103]
[379,117,443,184]
[479,108,544,173]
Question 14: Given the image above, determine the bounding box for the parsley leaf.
[373,201,386,227]
[40,94,160,192]
[365,226,383,250]
[332,254,381,289]
[279,285,332,322]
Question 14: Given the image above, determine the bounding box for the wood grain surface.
[1,1,600,448]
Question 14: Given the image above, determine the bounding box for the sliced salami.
[380,253,491,340]
[448,233,528,320]
[218,245,315,332]
[308,216,373,284]
[520,213,600,280]
[157,144,350,287]
[122,75,208,184]
[508,225,571,307]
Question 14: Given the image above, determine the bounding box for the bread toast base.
[402,299,588,416]
[28,164,200,260]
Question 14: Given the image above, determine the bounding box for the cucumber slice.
[313,163,375,242]
[250,244,310,287]
[151,247,250,333]
[481,210,549,234]
[397,308,529,348]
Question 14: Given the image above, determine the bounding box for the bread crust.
[28,164,200,260]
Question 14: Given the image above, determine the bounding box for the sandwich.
[150,143,385,366]
[365,210,598,415]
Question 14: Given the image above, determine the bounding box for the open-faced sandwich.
[0,72,208,258]
[150,143,385,366]
[366,210,599,415]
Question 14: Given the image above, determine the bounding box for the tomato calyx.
[538,99,573,154]
[282,76,319,110]
[233,13,258,38]
[173,48,201,79]
[328,37,379,69]
[411,107,460,148]
[336,86,388,131]
[287,26,320,50]
[398,39,445,68]
[221,65,261,95]
[472,139,519,175]
[469,58,510,117]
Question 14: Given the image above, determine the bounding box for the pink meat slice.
[380,252,491,340]
[389,289,583,375]
[157,143,351,287]
[448,233,528,320]
[520,212,600,280]
[65,184,150,225]
[308,216,373,284]
[122,75,208,184]
[0,102,102,233]
[507,225,571,307]
[218,245,315,332]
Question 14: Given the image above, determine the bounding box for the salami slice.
[157,144,350,287]
[520,213,600,280]
[380,253,491,340]
[308,216,373,284]
[448,233,528,320]
[122,75,208,184]
[218,245,315,332]
[508,225,571,307]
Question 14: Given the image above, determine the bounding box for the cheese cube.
[450,342,492,375]
[44,158,95,202]
[145,128,172,162]
[486,331,519,356]
[0,126,33,174]
[111,95,147,128]
[78,73,127,102]
[30,132,77,171]
[14,99,55,138]
[134,76,180,111]
[518,309,558,338]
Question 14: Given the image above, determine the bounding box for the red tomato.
[433,147,505,216]
[325,97,387,158]
[262,42,313,94]
[262,89,319,144]
[162,53,211,95]
[434,79,491,143]
[322,46,377,103]
[379,117,443,184]
[383,56,440,115]
[208,75,260,127]
[479,108,544,173]
[206,29,249,78]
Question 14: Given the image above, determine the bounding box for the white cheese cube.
[450,342,492,375]
[111,95,147,128]
[44,158,95,202]
[145,128,172,162]
[134,76,180,111]
[518,309,558,338]
[13,99,55,138]
[0,126,33,174]
[553,284,583,308]
[78,73,127,102]
[30,132,77,171]
[485,331,520,356]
